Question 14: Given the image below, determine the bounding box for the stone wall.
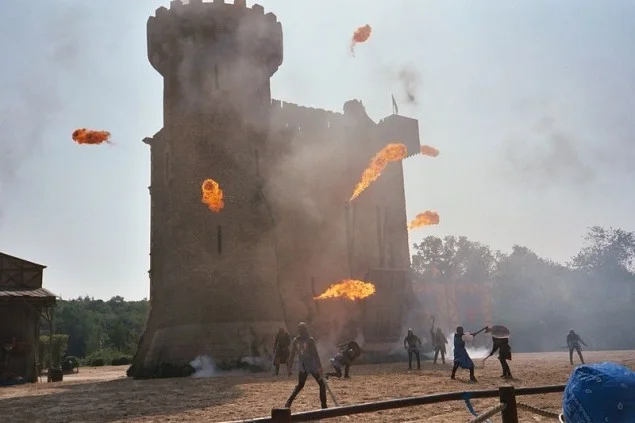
[135,0,421,375]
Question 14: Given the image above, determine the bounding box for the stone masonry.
[133,0,421,375]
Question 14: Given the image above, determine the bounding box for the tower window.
[214,64,219,90]
[164,151,172,183]
[217,225,222,255]
[255,149,260,177]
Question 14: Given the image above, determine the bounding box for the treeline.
[411,226,635,352]
[44,296,148,365]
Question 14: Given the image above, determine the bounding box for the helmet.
[297,322,309,337]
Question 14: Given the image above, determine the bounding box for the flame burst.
[314,280,376,301]
[350,24,372,56]
[420,145,440,157]
[350,143,408,201]
[408,211,440,230]
[201,179,224,213]
[72,128,111,145]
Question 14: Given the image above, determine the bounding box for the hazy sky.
[1,0,634,300]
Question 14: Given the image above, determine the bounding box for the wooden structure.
[0,252,56,383]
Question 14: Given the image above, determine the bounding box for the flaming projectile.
[408,211,440,230]
[350,143,408,201]
[420,145,440,157]
[201,179,224,213]
[314,280,376,301]
[350,24,372,56]
[72,128,111,145]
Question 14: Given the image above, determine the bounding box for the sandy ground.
[1,351,633,423]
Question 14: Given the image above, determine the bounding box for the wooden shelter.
[0,252,56,383]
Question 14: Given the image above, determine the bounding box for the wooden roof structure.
[0,252,56,306]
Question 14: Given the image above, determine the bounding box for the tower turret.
[147,0,283,126]
[134,0,286,375]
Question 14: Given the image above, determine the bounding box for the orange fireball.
[420,145,440,157]
[350,143,408,201]
[408,211,440,230]
[314,279,376,301]
[201,179,224,213]
[350,24,372,56]
[72,128,111,145]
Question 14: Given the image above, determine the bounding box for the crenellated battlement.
[270,99,345,134]
[147,0,283,77]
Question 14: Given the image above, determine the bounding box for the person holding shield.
[486,336,513,379]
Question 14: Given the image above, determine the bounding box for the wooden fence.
[224,384,566,423]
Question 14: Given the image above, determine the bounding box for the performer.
[285,322,327,409]
[272,328,291,376]
[567,329,588,365]
[487,336,512,379]
[326,343,356,379]
[451,326,477,382]
[403,329,422,370]
[430,317,447,364]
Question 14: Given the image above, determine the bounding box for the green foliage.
[82,348,133,367]
[39,334,69,369]
[44,296,148,360]
[412,226,635,352]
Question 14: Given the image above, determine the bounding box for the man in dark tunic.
[430,318,448,364]
[403,329,422,370]
[285,322,327,409]
[487,336,512,379]
[451,326,477,382]
[567,329,588,365]
[272,328,291,376]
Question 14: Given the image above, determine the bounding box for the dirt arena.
[1,351,633,423]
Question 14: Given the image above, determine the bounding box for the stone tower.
[134,0,286,373]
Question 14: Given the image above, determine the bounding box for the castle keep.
[133,0,421,374]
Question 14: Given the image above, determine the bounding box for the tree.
[412,235,497,284]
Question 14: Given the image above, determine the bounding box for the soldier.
[403,329,422,370]
[451,326,477,382]
[486,336,512,379]
[326,344,354,379]
[567,329,588,365]
[430,317,447,364]
[272,328,291,376]
[285,322,327,409]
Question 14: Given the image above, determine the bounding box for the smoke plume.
[397,65,421,105]
[0,3,86,221]
[504,116,595,186]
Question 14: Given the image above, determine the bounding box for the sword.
[321,377,350,420]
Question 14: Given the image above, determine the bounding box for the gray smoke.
[504,116,595,186]
[397,65,421,105]
[0,3,87,220]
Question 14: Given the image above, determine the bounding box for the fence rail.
[223,384,566,423]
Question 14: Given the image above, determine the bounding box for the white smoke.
[443,328,492,360]
[190,355,217,378]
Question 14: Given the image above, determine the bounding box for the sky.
[1,0,634,301]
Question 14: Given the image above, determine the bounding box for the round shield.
[345,341,361,360]
[490,325,511,339]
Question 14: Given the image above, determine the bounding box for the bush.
[61,356,79,373]
[82,348,129,367]
[111,356,132,366]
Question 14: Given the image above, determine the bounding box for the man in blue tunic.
[285,322,327,409]
[451,326,477,382]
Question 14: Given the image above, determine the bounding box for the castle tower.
[134,0,286,373]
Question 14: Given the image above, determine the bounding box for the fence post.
[499,385,519,423]
[271,408,291,423]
